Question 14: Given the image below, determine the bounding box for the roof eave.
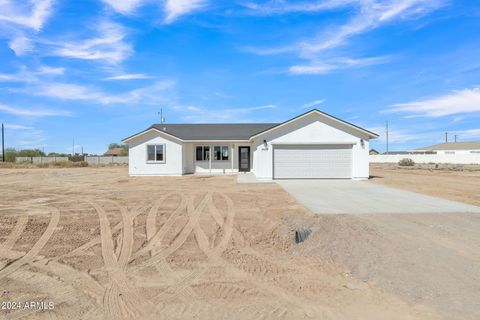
[249,109,379,140]
[122,127,184,143]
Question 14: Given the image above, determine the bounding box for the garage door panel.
[274,145,352,179]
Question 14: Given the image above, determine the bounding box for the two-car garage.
[273,144,353,179]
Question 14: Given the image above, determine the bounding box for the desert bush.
[398,158,415,166]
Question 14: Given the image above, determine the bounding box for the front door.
[238,146,250,172]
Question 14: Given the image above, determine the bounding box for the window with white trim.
[196,146,210,161]
[213,145,229,161]
[196,145,229,161]
[147,144,165,162]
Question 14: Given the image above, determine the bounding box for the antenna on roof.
[158,109,165,124]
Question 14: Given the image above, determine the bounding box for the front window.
[196,145,229,161]
[214,146,221,160]
[196,146,210,161]
[147,144,165,162]
[221,146,229,160]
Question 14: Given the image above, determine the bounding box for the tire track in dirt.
[149,192,240,314]
[92,201,153,320]
[142,193,198,301]
[207,193,245,248]
[30,259,105,306]
[3,269,94,320]
[135,193,215,311]
[0,206,60,281]
[2,215,28,249]
[61,204,147,261]
[137,194,188,259]
[132,193,212,268]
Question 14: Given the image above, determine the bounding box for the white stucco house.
[122,109,378,180]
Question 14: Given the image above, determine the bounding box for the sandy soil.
[0,167,477,319]
[370,164,480,206]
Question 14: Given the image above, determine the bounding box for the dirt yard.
[370,164,480,206]
[0,167,478,319]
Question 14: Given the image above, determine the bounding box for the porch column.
[231,144,234,172]
[209,145,212,174]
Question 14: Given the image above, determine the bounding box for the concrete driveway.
[276,180,480,214]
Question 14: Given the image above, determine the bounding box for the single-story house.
[122,109,378,180]
[369,149,380,155]
[415,142,480,155]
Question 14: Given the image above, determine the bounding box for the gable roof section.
[416,141,480,151]
[249,109,378,139]
[122,123,277,142]
[122,109,378,143]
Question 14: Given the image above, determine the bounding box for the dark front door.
[238,146,250,172]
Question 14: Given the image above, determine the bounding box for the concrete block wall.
[370,154,480,164]
[84,156,129,165]
[15,157,69,163]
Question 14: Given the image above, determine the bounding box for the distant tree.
[5,148,16,162]
[16,149,46,157]
[48,152,70,157]
[108,143,122,149]
[108,142,128,156]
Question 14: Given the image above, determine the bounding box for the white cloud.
[0,104,72,117]
[245,0,445,73]
[454,129,480,140]
[4,124,34,130]
[389,88,480,117]
[99,0,207,23]
[177,104,277,122]
[298,0,445,57]
[289,64,336,75]
[242,0,357,15]
[0,65,64,82]
[0,0,54,30]
[51,21,132,64]
[18,80,175,105]
[8,36,33,55]
[37,65,64,75]
[289,56,389,74]
[367,125,418,144]
[104,73,151,80]
[303,99,326,108]
[101,0,144,15]
[164,0,207,24]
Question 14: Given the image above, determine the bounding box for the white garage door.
[273,145,352,179]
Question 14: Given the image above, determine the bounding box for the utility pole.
[72,138,75,156]
[445,132,448,143]
[1,123,4,162]
[454,135,457,143]
[386,120,389,154]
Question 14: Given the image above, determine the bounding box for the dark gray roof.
[149,123,278,140]
[416,141,480,151]
[123,109,379,142]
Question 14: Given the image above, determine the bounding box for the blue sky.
[0,0,479,154]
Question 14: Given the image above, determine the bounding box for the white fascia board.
[122,127,184,143]
[270,142,357,145]
[184,140,250,143]
[249,110,378,141]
